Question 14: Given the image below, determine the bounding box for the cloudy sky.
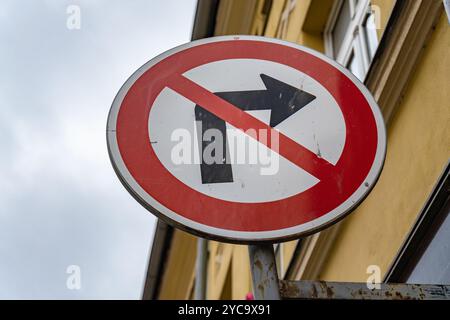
[0,0,197,299]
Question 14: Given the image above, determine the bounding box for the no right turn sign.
[107,36,386,243]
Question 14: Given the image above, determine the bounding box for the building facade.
[143,0,450,300]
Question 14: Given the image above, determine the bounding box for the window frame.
[384,161,450,283]
[324,0,377,80]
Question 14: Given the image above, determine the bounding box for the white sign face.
[150,59,346,203]
[107,36,386,243]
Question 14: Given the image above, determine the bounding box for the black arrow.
[195,74,316,184]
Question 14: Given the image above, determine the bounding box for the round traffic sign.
[107,36,386,243]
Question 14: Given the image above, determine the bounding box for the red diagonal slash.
[167,75,336,182]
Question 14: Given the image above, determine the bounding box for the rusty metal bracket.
[279,280,450,300]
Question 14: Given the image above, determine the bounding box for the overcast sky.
[0,0,197,299]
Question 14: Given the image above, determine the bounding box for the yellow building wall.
[284,0,312,42]
[231,245,252,299]
[158,230,197,299]
[206,241,234,299]
[214,0,258,36]
[319,13,450,281]
[264,0,331,52]
[264,0,286,37]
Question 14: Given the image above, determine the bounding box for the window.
[363,10,379,60]
[407,200,450,283]
[325,0,379,81]
[346,51,364,81]
[385,163,450,284]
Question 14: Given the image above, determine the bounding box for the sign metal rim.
[106,35,387,244]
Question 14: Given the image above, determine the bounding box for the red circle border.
[115,39,378,232]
